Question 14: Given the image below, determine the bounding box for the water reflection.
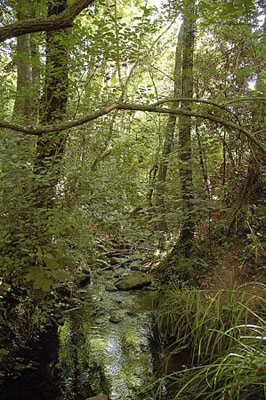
[57,271,155,400]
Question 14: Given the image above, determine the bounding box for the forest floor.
[198,240,266,297]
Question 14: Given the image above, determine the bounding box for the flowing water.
[57,266,158,399]
[1,263,168,400]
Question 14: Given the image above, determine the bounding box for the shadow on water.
[0,324,60,400]
[0,268,188,400]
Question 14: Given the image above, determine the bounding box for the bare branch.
[0,101,265,154]
[225,97,266,105]
[0,104,119,135]
[151,97,242,124]
[117,102,266,154]
[0,0,96,42]
[255,128,266,135]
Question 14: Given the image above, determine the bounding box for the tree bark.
[177,0,195,254]
[13,1,40,124]
[34,0,69,209]
[13,33,33,121]
[0,0,96,42]
[154,24,183,235]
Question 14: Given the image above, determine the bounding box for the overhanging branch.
[0,101,265,154]
[0,0,96,42]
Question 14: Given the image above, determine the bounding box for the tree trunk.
[3,1,38,204]
[227,19,265,237]
[154,24,183,235]
[177,0,195,255]
[159,0,196,274]
[34,0,69,209]
[12,0,40,157]
[13,32,33,121]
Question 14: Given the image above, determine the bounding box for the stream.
[1,259,170,400]
[57,265,158,400]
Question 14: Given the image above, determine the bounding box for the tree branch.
[0,0,96,42]
[225,97,266,105]
[151,97,242,124]
[0,104,120,135]
[117,102,266,154]
[0,101,265,154]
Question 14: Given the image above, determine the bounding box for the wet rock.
[114,271,152,290]
[105,282,117,292]
[86,395,108,400]
[109,311,124,324]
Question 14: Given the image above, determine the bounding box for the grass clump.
[154,283,266,399]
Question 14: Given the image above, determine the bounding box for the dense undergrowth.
[152,282,266,399]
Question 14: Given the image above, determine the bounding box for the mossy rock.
[114,271,152,290]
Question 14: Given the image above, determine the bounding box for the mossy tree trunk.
[162,0,196,269]
[34,0,69,210]
[176,0,195,256]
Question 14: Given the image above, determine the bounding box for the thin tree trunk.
[3,1,38,204]
[154,23,183,234]
[13,33,33,121]
[195,121,210,198]
[13,1,39,123]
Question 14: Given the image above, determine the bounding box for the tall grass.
[153,283,266,399]
[172,319,266,399]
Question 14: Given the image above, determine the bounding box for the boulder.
[114,271,152,290]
